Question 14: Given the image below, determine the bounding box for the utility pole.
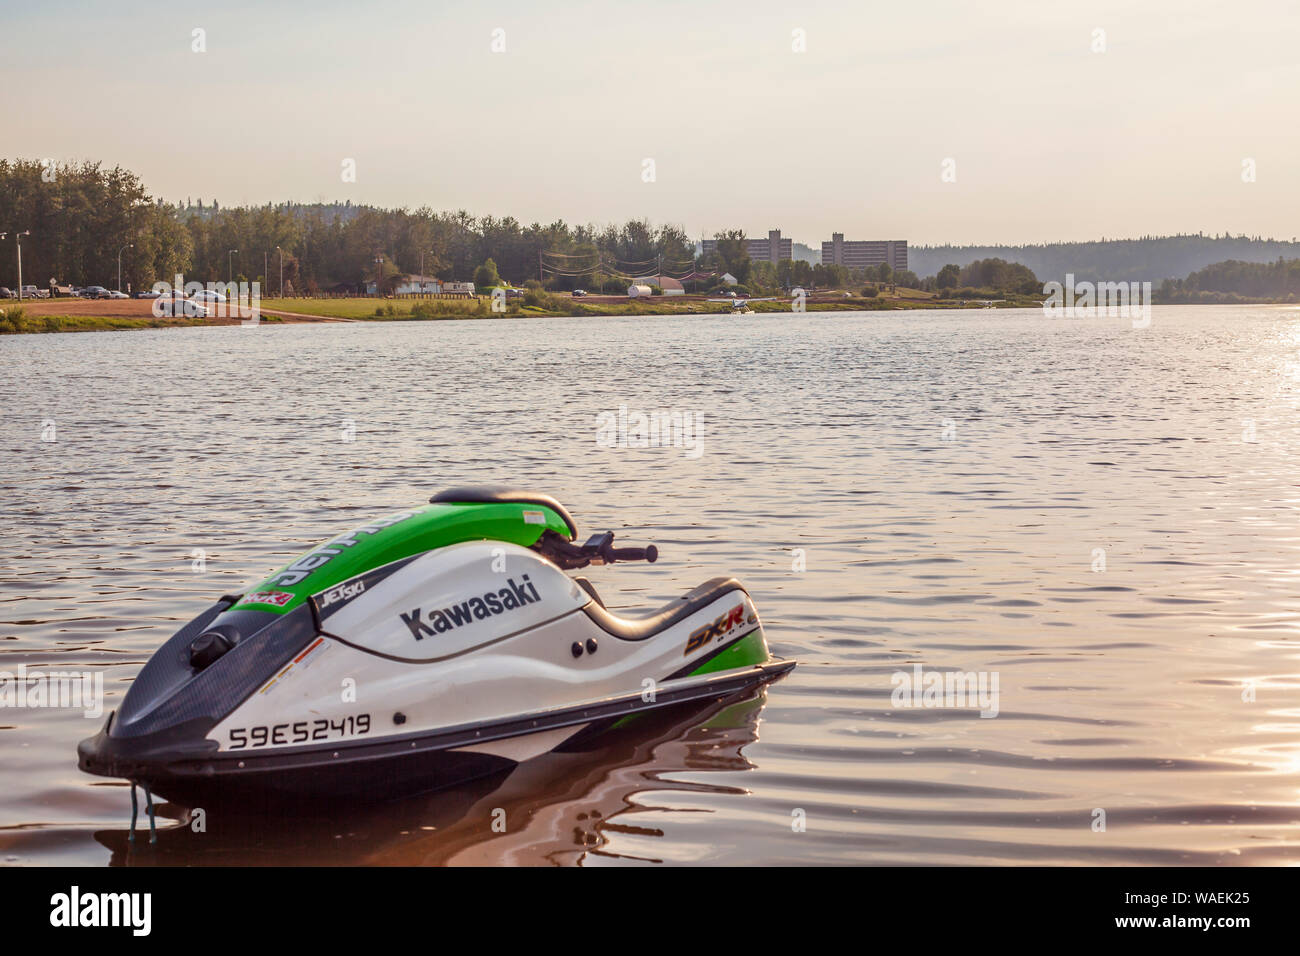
[264,251,268,295]
[228,249,238,284]
[277,246,283,297]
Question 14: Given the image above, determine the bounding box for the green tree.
[936,264,961,289]
[474,257,501,289]
[710,229,752,285]
[776,259,794,288]
[958,257,1037,291]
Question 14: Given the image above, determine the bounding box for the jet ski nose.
[189,630,235,670]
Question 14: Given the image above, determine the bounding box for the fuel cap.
[190,631,235,670]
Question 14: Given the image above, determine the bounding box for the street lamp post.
[118,242,133,292]
[228,249,238,284]
[14,231,30,300]
[419,250,435,294]
[373,256,383,296]
[277,246,283,297]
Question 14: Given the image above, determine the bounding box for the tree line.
[0,158,1024,298]
[911,234,1300,285]
[8,158,1288,301]
[0,159,699,295]
[1159,257,1300,301]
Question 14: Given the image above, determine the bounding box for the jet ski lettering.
[237,590,295,608]
[684,604,746,655]
[400,575,541,640]
[319,579,365,608]
[268,512,417,587]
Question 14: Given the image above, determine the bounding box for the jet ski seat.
[430,486,579,540]
[581,577,748,642]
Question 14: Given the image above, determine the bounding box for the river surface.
[2,305,1299,866]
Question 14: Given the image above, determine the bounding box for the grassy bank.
[259,298,488,320]
[262,288,1049,322]
[0,307,284,334]
[2,289,1051,334]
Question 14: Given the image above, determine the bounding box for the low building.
[364,274,445,295]
[394,274,441,295]
[820,234,908,272]
[636,275,686,296]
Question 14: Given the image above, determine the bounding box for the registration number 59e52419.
[227,714,371,750]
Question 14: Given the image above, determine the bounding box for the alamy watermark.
[1,665,103,718]
[1043,274,1151,328]
[890,663,1000,718]
[150,274,261,324]
[50,886,150,936]
[596,405,704,458]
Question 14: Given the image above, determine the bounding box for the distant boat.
[707,296,773,316]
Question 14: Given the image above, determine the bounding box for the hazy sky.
[6,0,1298,245]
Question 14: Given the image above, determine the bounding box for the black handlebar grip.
[609,544,658,563]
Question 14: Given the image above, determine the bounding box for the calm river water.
[2,305,1299,865]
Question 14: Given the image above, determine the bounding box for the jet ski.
[78,487,794,818]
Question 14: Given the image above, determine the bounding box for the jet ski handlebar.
[533,530,658,570]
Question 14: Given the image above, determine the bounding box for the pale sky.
[6,0,1298,245]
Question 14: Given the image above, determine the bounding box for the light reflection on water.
[1,305,1299,865]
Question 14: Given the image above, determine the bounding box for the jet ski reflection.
[93,685,774,866]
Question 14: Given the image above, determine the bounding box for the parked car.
[503,288,525,299]
[21,285,49,298]
[135,289,162,299]
[154,293,210,318]
[0,287,14,299]
[190,290,227,303]
[80,285,112,299]
[106,290,129,299]
[572,289,587,297]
